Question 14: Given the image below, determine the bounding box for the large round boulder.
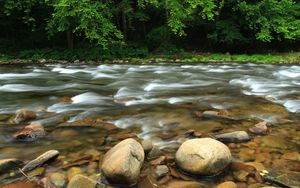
[101,138,144,185]
[176,138,232,176]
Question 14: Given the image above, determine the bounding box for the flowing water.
[0,63,299,187]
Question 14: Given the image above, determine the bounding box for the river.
[0,63,299,187]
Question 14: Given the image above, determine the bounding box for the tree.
[138,0,218,36]
[237,0,300,42]
[47,0,123,48]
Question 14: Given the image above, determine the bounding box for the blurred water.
[0,63,299,158]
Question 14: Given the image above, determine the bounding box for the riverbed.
[0,63,299,187]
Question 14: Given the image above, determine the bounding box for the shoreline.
[0,53,299,65]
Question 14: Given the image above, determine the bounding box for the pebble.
[155,165,169,179]
[141,139,153,154]
[50,172,66,187]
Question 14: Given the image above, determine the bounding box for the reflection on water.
[0,63,299,186]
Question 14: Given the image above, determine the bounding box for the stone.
[141,139,153,154]
[27,167,45,177]
[260,135,288,149]
[0,180,39,188]
[67,167,83,181]
[165,180,207,188]
[67,174,102,188]
[175,138,232,176]
[215,131,250,143]
[246,162,265,171]
[13,109,36,124]
[237,148,256,162]
[230,162,256,173]
[216,181,237,188]
[150,156,166,165]
[155,165,169,179]
[22,150,60,172]
[13,122,45,141]
[147,146,163,160]
[101,138,144,185]
[249,121,268,135]
[281,152,300,160]
[233,170,249,182]
[50,172,66,187]
[272,159,300,172]
[0,158,23,174]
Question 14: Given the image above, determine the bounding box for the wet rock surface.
[22,150,60,172]
[215,131,250,143]
[13,122,45,141]
[101,138,144,185]
[0,159,23,174]
[13,109,36,124]
[249,121,268,135]
[176,138,232,175]
[67,174,101,188]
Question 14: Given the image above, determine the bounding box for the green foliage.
[0,0,299,55]
[237,0,300,42]
[4,43,148,61]
[208,20,248,44]
[2,0,48,29]
[47,0,123,47]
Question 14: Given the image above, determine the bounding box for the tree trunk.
[66,30,74,49]
[122,10,127,41]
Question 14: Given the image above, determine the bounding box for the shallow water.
[0,63,299,187]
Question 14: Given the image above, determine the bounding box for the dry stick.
[18,168,32,181]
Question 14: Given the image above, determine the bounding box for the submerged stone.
[0,158,23,174]
[22,150,60,172]
[13,122,45,141]
[13,109,36,124]
[215,131,250,143]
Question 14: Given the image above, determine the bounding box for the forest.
[0,0,299,61]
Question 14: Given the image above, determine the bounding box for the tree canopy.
[0,0,299,53]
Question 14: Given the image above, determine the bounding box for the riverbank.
[1,51,299,65]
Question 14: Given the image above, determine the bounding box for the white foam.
[71,92,111,104]
[278,70,300,78]
[283,100,300,113]
[0,73,42,79]
[0,84,78,92]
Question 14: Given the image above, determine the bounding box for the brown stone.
[249,121,268,135]
[109,133,136,140]
[237,148,256,162]
[246,162,265,171]
[216,181,237,188]
[233,170,249,182]
[165,180,207,188]
[13,109,36,124]
[230,162,255,173]
[59,119,118,130]
[281,152,300,160]
[13,122,45,141]
[150,156,166,165]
